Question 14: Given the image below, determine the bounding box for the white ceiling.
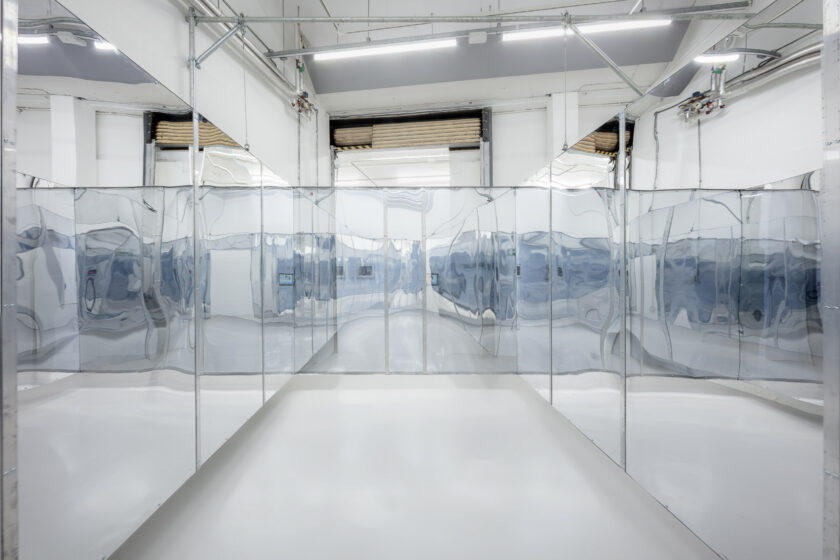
[211,0,820,99]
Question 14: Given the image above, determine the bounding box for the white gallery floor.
[112,374,718,560]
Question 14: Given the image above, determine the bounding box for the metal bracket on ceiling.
[566,17,646,98]
[194,14,245,69]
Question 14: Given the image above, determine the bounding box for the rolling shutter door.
[333,117,481,150]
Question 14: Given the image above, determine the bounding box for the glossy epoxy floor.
[113,375,717,560]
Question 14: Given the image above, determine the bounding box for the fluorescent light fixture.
[313,39,456,61]
[579,19,671,34]
[503,19,671,42]
[694,52,740,64]
[94,40,118,51]
[503,27,568,42]
[18,35,49,45]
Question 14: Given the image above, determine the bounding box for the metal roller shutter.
[333,117,481,150]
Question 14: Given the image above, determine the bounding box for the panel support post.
[823,0,840,557]
[617,110,628,471]
[0,0,17,556]
[189,7,203,470]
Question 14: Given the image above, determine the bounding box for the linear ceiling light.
[18,35,50,45]
[694,52,740,63]
[313,39,457,61]
[503,19,671,42]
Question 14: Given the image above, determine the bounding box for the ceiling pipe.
[744,22,822,30]
[725,42,821,96]
[342,0,639,37]
[195,2,753,25]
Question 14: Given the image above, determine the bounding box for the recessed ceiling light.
[313,39,457,61]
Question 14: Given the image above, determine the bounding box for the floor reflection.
[627,376,822,560]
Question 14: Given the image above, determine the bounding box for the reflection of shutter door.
[571,131,631,156]
[333,117,481,150]
[155,120,239,148]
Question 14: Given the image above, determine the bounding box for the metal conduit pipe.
[651,43,820,188]
[726,52,820,98]
[196,12,754,25]
[725,42,821,92]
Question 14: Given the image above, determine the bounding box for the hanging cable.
[563,24,569,151]
[241,21,250,151]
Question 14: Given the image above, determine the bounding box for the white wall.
[632,66,822,190]
[97,114,144,186]
[59,0,329,186]
[18,106,145,187]
[493,108,547,187]
[18,109,51,179]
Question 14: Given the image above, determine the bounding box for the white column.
[50,95,97,186]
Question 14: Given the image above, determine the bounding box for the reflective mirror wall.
[14,1,332,558]
[12,1,826,560]
[526,2,824,560]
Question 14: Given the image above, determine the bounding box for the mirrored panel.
[551,186,622,463]
[386,189,424,373]
[15,1,199,557]
[18,186,196,560]
[626,188,821,560]
[515,188,550,375]
[619,1,824,557]
[425,187,516,373]
[263,187,295,395]
[17,188,78,372]
[323,188,386,372]
[198,187,263,463]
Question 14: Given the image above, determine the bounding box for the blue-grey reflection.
[428,230,515,321]
[17,186,820,383]
[630,190,821,382]
[75,188,194,372]
[17,189,79,370]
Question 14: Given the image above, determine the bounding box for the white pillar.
[547,92,579,161]
[50,95,97,186]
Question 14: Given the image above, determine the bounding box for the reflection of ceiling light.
[502,19,671,42]
[313,39,456,61]
[694,52,740,63]
[18,35,49,45]
[94,41,118,51]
